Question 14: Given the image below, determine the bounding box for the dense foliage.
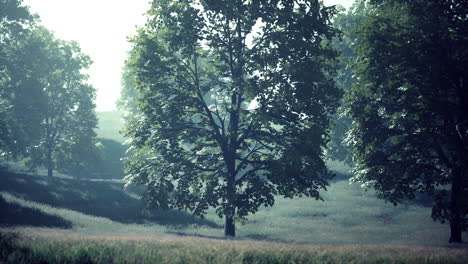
[23,28,99,177]
[326,2,369,165]
[122,0,341,236]
[347,0,468,242]
[0,0,39,158]
[117,64,139,121]
[0,0,100,177]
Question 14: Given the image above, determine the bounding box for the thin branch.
[235,165,267,183]
[192,52,226,147]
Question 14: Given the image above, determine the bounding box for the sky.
[24,0,355,112]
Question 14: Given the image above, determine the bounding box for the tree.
[347,0,468,243]
[24,27,99,178]
[326,2,368,165]
[0,0,42,159]
[123,0,340,237]
[53,87,101,178]
[117,63,139,121]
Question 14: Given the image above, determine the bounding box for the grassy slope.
[0,169,451,246]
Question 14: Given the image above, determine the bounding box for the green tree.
[117,63,140,121]
[123,0,340,237]
[326,2,369,165]
[347,0,468,243]
[24,28,99,178]
[0,0,42,159]
[53,85,101,178]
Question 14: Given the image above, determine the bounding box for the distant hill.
[96,111,126,143]
[95,111,127,179]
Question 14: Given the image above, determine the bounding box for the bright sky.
[24,0,355,111]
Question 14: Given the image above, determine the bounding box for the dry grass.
[4,231,467,264]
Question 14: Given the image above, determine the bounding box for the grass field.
[1,110,467,263]
[2,232,468,264]
[0,168,451,245]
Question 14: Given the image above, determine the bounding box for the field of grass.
[0,168,453,244]
[2,232,468,264]
[1,110,467,263]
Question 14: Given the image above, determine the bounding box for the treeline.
[0,0,101,177]
[118,0,467,242]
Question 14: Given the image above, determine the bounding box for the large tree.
[0,0,42,159]
[347,0,468,242]
[123,0,340,237]
[23,27,99,178]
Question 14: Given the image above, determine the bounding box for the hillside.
[0,168,451,246]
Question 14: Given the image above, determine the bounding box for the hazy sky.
[24,0,355,111]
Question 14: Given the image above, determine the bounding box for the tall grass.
[1,232,467,264]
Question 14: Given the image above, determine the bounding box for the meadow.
[1,111,467,263]
[3,232,468,264]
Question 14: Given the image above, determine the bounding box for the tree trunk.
[224,214,236,237]
[223,151,237,237]
[224,174,236,237]
[449,167,463,243]
[47,150,54,177]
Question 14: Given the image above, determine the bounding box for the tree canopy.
[326,2,369,165]
[347,0,468,243]
[1,1,100,177]
[122,0,341,236]
[22,28,99,177]
[0,0,40,158]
